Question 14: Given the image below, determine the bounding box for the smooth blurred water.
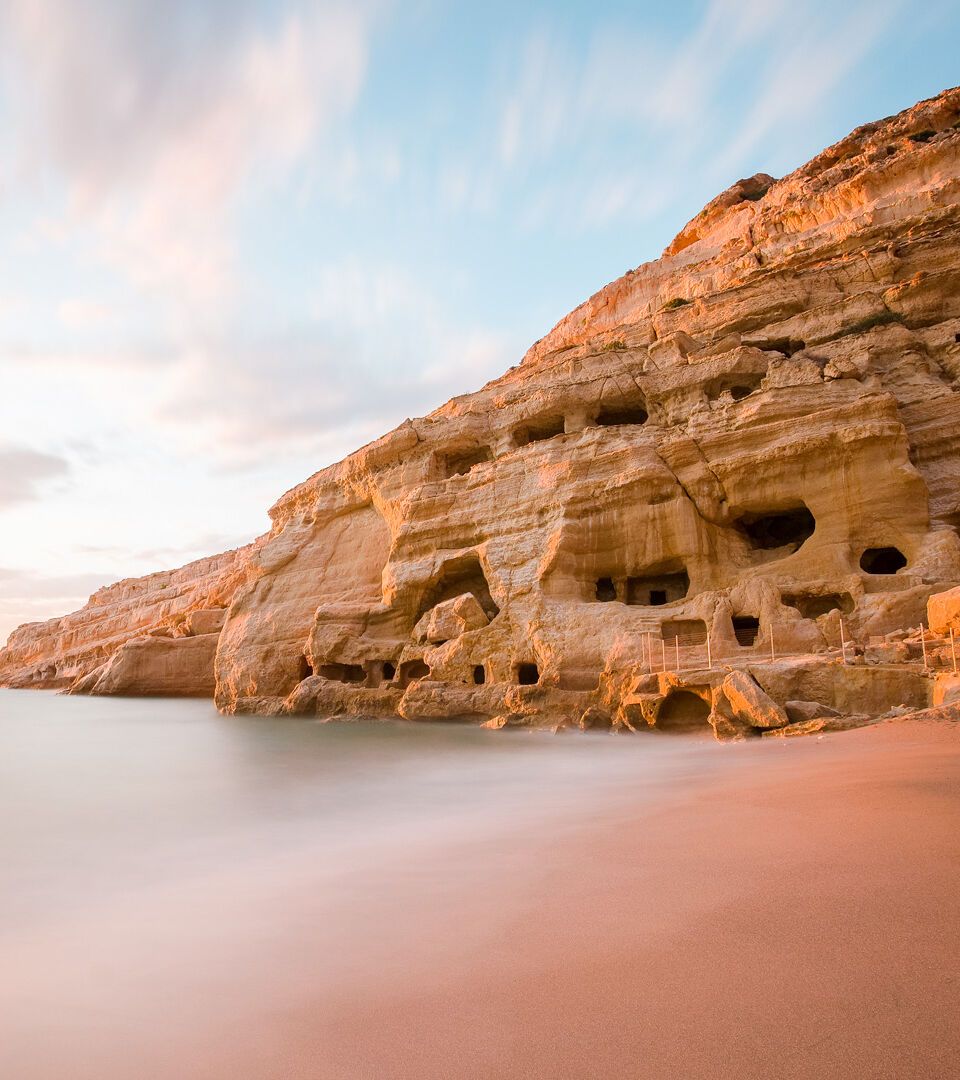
[0,688,737,1078]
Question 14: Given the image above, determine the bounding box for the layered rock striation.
[4,88,960,733]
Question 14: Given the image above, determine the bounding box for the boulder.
[413,593,489,645]
[721,670,789,730]
[928,586,960,635]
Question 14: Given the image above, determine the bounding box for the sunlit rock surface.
[3,88,960,735]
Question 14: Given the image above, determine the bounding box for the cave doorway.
[515,663,540,685]
[656,690,712,734]
[736,506,815,552]
[859,547,907,574]
[298,655,313,681]
[732,616,760,647]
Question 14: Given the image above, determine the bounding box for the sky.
[1,0,958,643]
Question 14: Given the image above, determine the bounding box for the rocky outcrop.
[3,88,960,738]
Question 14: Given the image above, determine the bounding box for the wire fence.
[639,621,960,676]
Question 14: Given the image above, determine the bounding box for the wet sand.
[2,701,959,1079]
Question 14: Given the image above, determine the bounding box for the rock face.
[3,88,960,735]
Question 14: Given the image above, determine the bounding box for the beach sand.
[3,713,959,1079]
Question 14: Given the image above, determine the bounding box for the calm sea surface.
[0,688,741,1079]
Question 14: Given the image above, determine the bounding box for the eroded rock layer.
[4,88,960,734]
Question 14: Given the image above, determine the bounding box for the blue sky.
[1,0,958,641]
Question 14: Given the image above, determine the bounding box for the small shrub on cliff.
[908,129,936,143]
[601,339,627,351]
[662,297,690,311]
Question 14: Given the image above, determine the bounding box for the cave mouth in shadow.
[595,403,648,426]
[859,546,907,574]
[595,577,617,602]
[513,416,565,447]
[318,662,365,684]
[626,570,689,606]
[735,506,815,552]
[656,690,712,734]
[416,555,500,623]
[782,592,853,619]
[732,615,760,647]
[398,659,430,688]
[515,662,540,685]
[440,446,492,478]
[298,655,313,681]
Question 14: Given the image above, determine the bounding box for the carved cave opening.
[705,373,764,402]
[595,403,648,426]
[515,662,540,685]
[298,655,313,681]
[417,555,500,623]
[782,592,854,619]
[473,664,486,685]
[595,577,617,602]
[732,615,760,647]
[318,662,365,684]
[398,659,430,687]
[859,546,907,574]
[656,690,712,733]
[736,506,816,552]
[382,661,396,681]
[512,416,565,447]
[626,570,690,606]
[744,337,806,357]
[441,446,493,478]
[660,619,707,645]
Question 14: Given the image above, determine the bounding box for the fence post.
[839,618,847,665]
[920,625,928,671]
[707,632,712,670]
[770,626,775,663]
[675,636,680,673]
[952,627,957,676]
[661,638,667,672]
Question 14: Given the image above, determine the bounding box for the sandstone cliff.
[4,88,960,734]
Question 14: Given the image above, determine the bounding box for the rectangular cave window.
[595,577,618,602]
[626,570,689,606]
[595,404,648,426]
[382,661,396,681]
[440,446,492,478]
[732,616,760,647]
[660,619,707,645]
[318,662,366,683]
[298,655,313,681]
[472,664,486,685]
[515,662,540,685]
[512,416,565,447]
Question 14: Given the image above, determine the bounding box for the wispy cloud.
[0,445,70,507]
[0,0,372,306]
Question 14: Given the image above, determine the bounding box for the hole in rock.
[705,373,764,402]
[626,570,690,606]
[472,665,486,685]
[782,592,853,619]
[298,655,313,681]
[736,506,815,552]
[595,577,617,602]
[732,616,760,647]
[515,662,540,685]
[417,554,500,622]
[859,547,907,574]
[595,404,648,426]
[954,333,960,344]
[656,690,712,734]
[744,337,805,357]
[398,660,430,687]
[440,446,492,478]
[382,661,396,681]
[660,619,707,645]
[318,663,366,684]
[512,416,565,447]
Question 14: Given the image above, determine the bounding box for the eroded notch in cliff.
[860,546,907,574]
[512,416,565,447]
[782,592,854,619]
[594,401,648,427]
[439,446,493,478]
[416,554,500,622]
[626,569,689,606]
[735,505,815,553]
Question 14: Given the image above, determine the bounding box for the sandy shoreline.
[3,711,959,1080]
[254,719,960,1080]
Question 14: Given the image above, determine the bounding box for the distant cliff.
[4,87,960,736]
